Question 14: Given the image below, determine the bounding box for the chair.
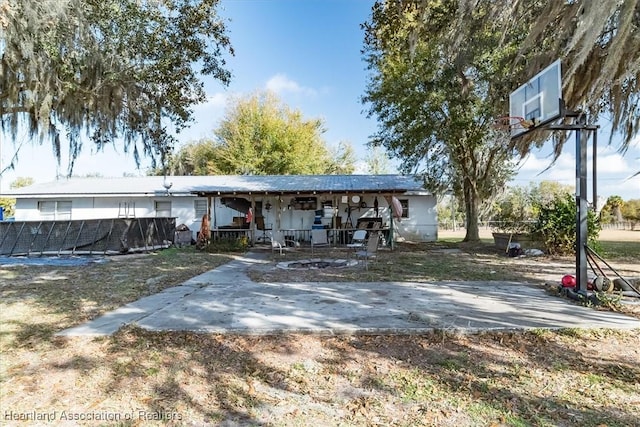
[355,232,380,270]
[270,231,297,256]
[346,229,367,256]
[311,229,330,254]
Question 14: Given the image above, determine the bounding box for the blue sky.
[1,0,638,201]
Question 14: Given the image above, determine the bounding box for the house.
[3,174,438,244]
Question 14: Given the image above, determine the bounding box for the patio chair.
[355,232,380,270]
[270,231,297,256]
[311,229,330,254]
[346,229,367,256]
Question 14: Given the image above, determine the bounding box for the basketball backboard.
[509,59,562,138]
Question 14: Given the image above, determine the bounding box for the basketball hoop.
[493,116,536,132]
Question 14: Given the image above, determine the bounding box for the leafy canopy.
[156,91,355,176]
[362,0,520,241]
[1,0,233,174]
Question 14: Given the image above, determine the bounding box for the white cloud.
[265,74,317,97]
[595,151,630,173]
[194,92,228,111]
[517,151,574,174]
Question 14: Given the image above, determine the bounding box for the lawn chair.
[311,229,330,254]
[355,232,380,270]
[270,231,297,256]
[346,229,367,257]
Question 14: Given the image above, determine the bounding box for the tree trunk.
[463,180,480,242]
[614,206,623,222]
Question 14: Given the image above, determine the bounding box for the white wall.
[352,195,438,242]
[14,196,209,239]
[394,196,438,242]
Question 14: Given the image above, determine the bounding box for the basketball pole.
[576,117,589,294]
[549,114,599,294]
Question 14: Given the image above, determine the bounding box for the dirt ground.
[1,233,639,426]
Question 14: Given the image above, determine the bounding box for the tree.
[362,1,520,241]
[1,0,233,175]
[8,176,34,189]
[325,141,357,175]
[365,146,392,174]
[602,195,626,223]
[514,0,640,155]
[621,199,640,230]
[156,139,218,176]
[155,92,355,176]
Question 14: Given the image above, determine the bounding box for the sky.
[1,0,638,201]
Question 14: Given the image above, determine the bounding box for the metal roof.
[4,175,430,198]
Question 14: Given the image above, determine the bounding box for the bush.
[533,193,600,255]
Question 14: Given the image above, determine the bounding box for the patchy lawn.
[1,237,639,426]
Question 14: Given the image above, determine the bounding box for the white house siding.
[394,196,438,241]
[349,195,437,242]
[14,196,212,239]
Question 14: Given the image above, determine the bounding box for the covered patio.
[189,175,432,249]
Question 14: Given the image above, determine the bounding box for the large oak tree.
[1,0,233,174]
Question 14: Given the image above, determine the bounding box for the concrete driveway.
[58,252,640,336]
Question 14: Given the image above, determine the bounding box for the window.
[155,201,172,217]
[38,201,72,220]
[399,199,409,218]
[194,199,208,219]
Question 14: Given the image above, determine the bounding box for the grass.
[600,240,640,261]
[1,236,639,426]
[250,237,640,288]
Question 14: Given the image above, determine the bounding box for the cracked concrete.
[57,251,640,336]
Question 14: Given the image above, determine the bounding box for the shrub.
[533,193,600,255]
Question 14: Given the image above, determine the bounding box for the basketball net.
[493,116,536,132]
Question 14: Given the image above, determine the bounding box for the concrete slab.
[57,252,640,336]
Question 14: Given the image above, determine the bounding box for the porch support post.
[276,196,281,232]
[211,196,217,229]
[389,193,395,251]
[250,196,256,246]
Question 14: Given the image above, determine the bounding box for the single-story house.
[3,174,438,244]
